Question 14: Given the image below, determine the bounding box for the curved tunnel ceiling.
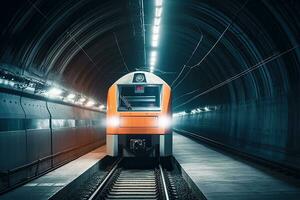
[0,0,299,110]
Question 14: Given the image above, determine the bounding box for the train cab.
[106,71,172,157]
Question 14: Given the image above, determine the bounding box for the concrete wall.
[173,94,300,171]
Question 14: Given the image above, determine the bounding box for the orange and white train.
[106,71,172,157]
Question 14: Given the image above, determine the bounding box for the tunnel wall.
[173,94,300,171]
[0,91,106,193]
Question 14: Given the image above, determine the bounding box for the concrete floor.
[0,145,106,200]
[173,132,300,200]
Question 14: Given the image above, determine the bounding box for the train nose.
[120,116,158,128]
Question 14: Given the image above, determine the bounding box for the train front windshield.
[118,85,161,111]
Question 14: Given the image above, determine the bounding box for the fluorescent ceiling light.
[155,0,162,7]
[25,86,35,92]
[47,87,63,96]
[151,51,157,58]
[78,97,86,103]
[150,67,154,73]
[154,17,161,26]
[153,26,160,34]
[152,40,158,47]
[86,100,95,107]
[155,7,162,17]
[150,60,156,66]
[99,104,105,110]
[8,81,14,87]
[150,56,156,63]
[67,93,75,99]
[152,34,159,41]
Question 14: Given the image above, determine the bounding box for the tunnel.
[0,0,300,199]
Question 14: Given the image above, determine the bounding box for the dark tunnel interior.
[1,0,300,193]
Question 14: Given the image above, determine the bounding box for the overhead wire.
[172,0,250,90]
[173,87,200,103]
[113,32,130,72]
[174,45,299,109]
[27,0,48,19]
[171,31,203,87]
[26,0,99,71]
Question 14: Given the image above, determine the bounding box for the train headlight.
[158,116,172,128]
[107,116,120,127]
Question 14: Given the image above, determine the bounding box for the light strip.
[154,17,161,26]
[0,69,103,111]
[155,7,162,17]
[153,26,159,34]
[152,40,158,47]
[151,51,157,58]
[149,0,163,72]
[67,93,75,99]
[155,0,162,6]
[152,34,159,42]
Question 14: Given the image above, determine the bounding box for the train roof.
[113,71,170,86]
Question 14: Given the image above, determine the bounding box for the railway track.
[88,159,170,200]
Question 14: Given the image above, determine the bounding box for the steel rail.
[159,164,170,200]
[88,158,122,200]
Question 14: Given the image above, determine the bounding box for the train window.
[0,119,25,131]
[75,119,86,127]
[52,119,75,129]
[118,85,161,111]
[26,119,50,129]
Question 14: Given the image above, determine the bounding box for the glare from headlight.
[158,116,172,128]
[107,116,120,127]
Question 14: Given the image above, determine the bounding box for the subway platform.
[0,145,106,200]
[173,132,300,200]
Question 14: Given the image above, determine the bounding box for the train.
[106,71,172,157]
